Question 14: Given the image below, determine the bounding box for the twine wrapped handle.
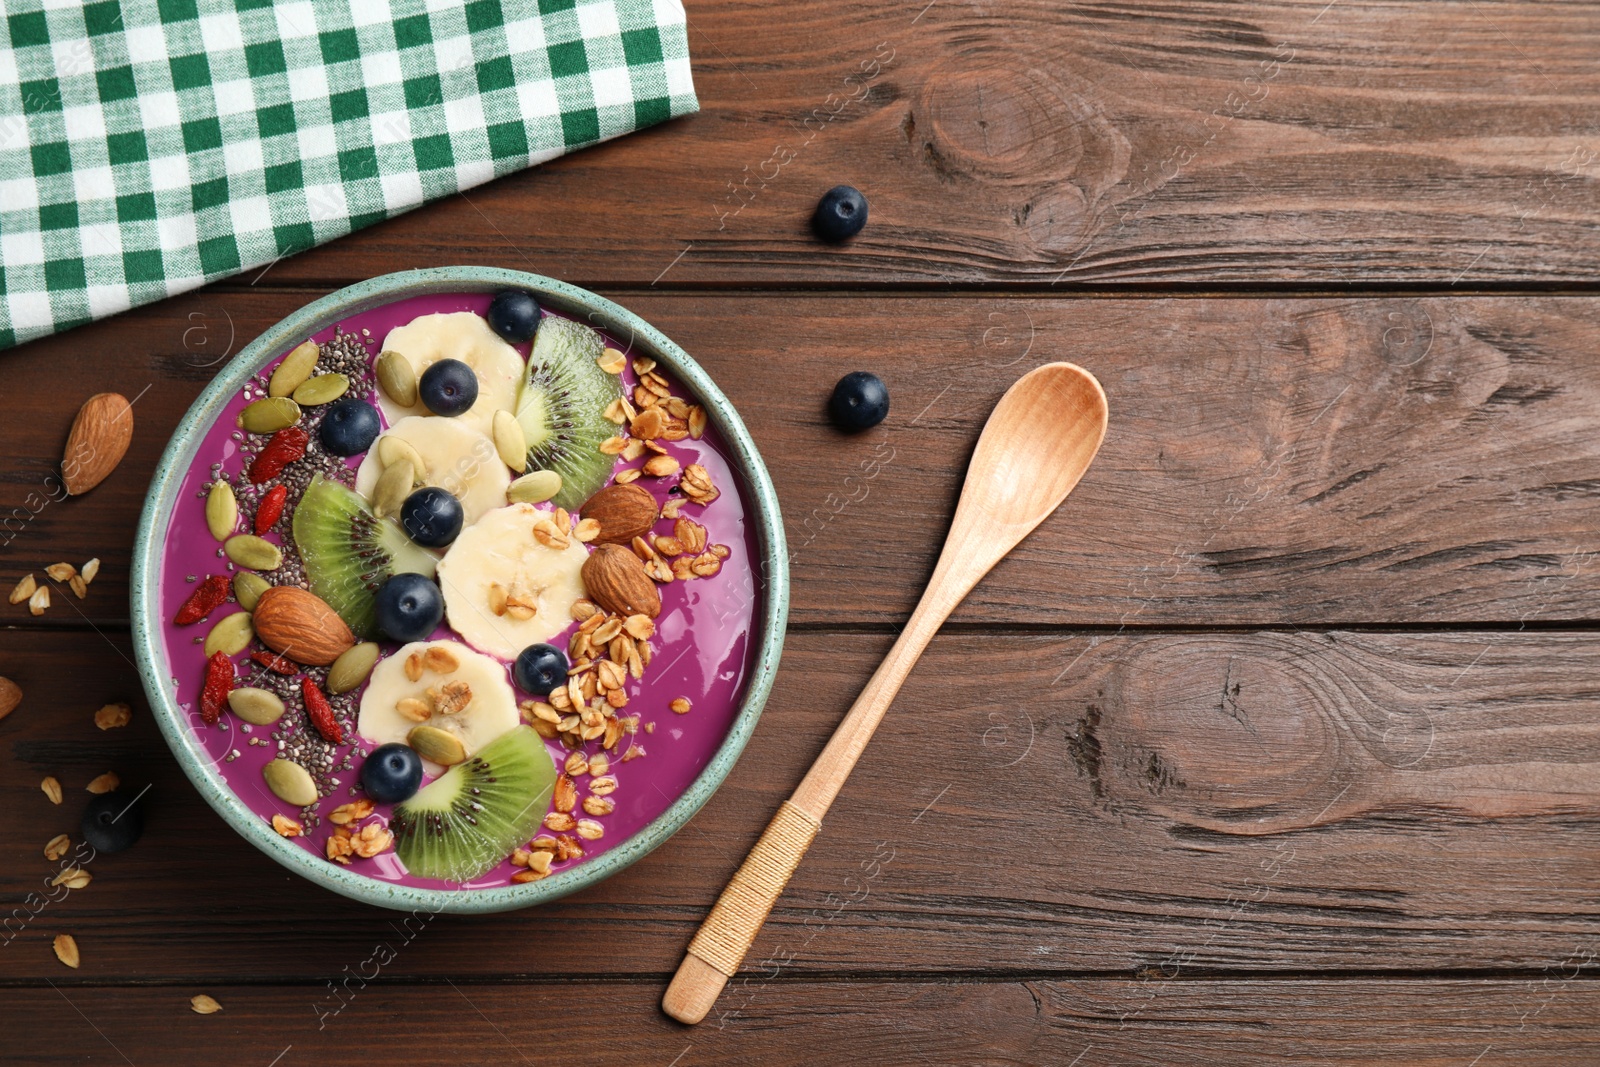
[662,801,820,1023]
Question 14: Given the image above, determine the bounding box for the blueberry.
[812,185,868,242]
[513,643,569,696]
[419,358,479,416]
[318,398,381,456]
[374,572,444,643]
[828,371,889,431]
[400,486,464,548]
[361,743,424,803]
[486,290,542,344]
[81,790,144,855]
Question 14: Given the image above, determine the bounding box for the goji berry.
[251,649,299,676]
[174,575,231,625]
[249,427,309,484]
[200,651,233,725]
[302,677,343,743]
[254,484,288,534]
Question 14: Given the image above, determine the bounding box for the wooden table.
[6,2,1600,1062]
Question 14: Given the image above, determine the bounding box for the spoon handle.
[662,580,960,1025]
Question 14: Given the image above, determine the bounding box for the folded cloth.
[0,0,697,349]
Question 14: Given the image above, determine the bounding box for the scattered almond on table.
[61,392,134,496]
[0,677,21,721]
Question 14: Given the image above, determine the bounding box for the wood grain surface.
[4,628,1599,984]
[244,0,1600,289]
[8,979,1600,1065]
[6,0,1600,1060]
[7,292,1600,628]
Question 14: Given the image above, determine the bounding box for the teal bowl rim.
[130,267,788,914]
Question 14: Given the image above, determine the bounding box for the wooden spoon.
[662,362,1108,1024]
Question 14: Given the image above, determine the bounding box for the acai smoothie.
[157,290,760,891]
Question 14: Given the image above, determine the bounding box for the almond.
[0,676,19,721]
[581,544,662,619]
[62,393,134,496]
[579,483,658,546]
[251,586,356,666]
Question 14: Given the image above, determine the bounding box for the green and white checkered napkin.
[0,0,697,349]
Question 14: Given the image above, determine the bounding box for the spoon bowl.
[936,362,1109,606]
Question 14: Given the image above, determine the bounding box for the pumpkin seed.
[372,459,414,519]
[263,758,318,807]
[269,340,320,398]
[232,572,270,612]
[224,534,282,571]
[376,435,426,479]
[408,724,467,765]
[291,373,349,407]
[491,409,528,472]
[237,396,302,434]
[205,481,237,541]
[508,469,562,505]
[375,350,417,407]
[327,642,380,694]
[227,686,286,725]
[204,612,254,657]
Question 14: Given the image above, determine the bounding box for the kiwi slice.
[293,473,438,639]
[515,316,624,511]
[390,726,556,882]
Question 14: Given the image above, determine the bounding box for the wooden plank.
[222,0,1600,289]
[4,978,1599,1065]
[6,292,1600,626]
[4,627,1599,982]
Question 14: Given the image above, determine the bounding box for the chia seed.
[194,333,396,813]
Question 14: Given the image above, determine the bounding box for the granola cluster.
[323,799,394,863]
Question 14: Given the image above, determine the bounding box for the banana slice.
[435,503,589,661]
[354,416,510,528]
[374,312,524,439]
[358,639,519,769]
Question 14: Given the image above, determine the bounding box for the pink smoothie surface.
[158,291,762,891]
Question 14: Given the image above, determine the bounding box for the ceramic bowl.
[131,267,787,913]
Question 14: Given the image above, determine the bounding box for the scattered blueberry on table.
[361,743,424,803]
[318,397,381,456]
[418,358,479,416]
[81,790,144,854]
[828,371,889,431]
[813,185,869,242]
[486,290,542,344]
[374,572,445,643]
[514,642,569,696]
[400,486,464,548]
